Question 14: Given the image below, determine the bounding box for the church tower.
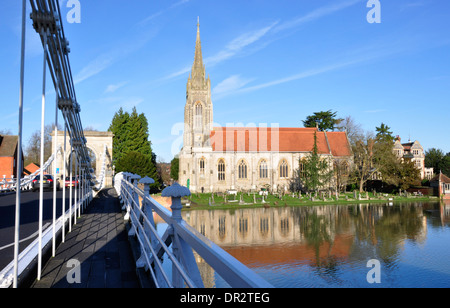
[183,18,213,152]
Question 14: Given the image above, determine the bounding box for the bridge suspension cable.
[29,0,92,172]
[6,0,94,288]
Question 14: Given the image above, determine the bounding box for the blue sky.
[1,0,450,162]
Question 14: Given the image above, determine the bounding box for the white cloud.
[74,28,156,84]
[74,54,116,84]
[164,22,278,80]
[273,0,363,33]
[205,22,278,68]
[400,1,427,10]
[212,75,254,99]
[104,81,128,94]
[139,0,190,26]
[226,23,277,52]
[2,107,31,120]
[234,58,365,95]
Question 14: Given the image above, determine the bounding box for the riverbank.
[179,191,440,211]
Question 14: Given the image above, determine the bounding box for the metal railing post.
[123,173,132,221]
[13,0,26,288]
[161,182,191,288]
[37,27,49,281]
[81,169,84,212]
[128,174,141,237]
[74,155,78,224]
[69,144,73,232]
[52,72,59,258]
[77,161,81,217]
[62,126,66,243]
[137,176,155,269]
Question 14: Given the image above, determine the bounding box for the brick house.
[393,137,433,179]
[430,171,450,200]
[0,135,23,178]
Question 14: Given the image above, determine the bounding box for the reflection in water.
[181,202,450,287]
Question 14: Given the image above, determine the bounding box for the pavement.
[0,189,72,270]
[31,188,140,288]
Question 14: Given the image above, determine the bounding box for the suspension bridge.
[0,0,272,288]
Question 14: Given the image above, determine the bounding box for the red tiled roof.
[431,172,450,184]
[326,131,353,157]
[25,163,40,174]
[210,127,352,157]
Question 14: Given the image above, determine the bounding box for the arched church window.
[259,160,268,179]
[238,159,247,179]
[218,159,225,181]
[279,159,289,178]
[194,102,203,129]
[299,161,305,178]
[199,157,205,174]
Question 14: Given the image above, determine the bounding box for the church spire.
[191,17,206,88]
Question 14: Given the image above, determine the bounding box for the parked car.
[32,174,60,192]
[65,176,79,188]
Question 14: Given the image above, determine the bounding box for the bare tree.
[336,115,363,147]
[0,128,13,135]
[351,131,378,193]
[334,159,350,192]
[24,123,62,166]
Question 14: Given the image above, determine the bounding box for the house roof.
[210,127,352,157]
[25,163,40,174]
[0,135,18,157]
[430,172,450,184]
[401,143,413,151]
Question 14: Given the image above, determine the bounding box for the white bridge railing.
[0,148,62,194]
[94,144,108,192]
[0,187,92,288]
[115,172,273,288]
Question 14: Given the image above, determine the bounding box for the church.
[178,22,352,193]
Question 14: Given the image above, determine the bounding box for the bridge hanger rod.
[30,0,92,174]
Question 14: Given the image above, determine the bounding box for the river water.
[179,201,450,288]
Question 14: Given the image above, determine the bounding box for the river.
[178,201,450,288]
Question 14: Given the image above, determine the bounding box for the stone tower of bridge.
[51,130,114,187]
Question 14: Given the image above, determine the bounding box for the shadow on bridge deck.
[31,188,141,288]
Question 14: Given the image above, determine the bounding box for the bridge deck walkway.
[31,188,140,288]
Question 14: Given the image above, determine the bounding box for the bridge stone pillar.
[51,130,114,188]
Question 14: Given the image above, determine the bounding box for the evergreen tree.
[115,151,159,192]
[440,153,450,176]
[375,122,394,143]
[303,110,342,132]
[108,108,129,163]
[170,157,179,181]
[425,148,444,174]
[299,132,334,192]
[108,107,160,190]
[123,107,152,156]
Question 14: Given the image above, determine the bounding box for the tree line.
[294,110,446,193]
